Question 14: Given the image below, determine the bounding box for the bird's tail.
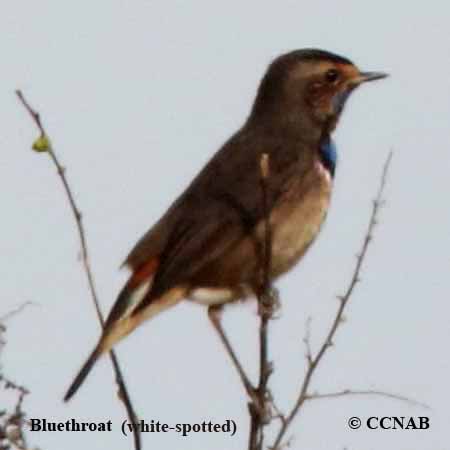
[64,345,101,402]
[63,263,157,403]
[64,284,187,402]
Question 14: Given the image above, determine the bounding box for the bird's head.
[251,49,387,138]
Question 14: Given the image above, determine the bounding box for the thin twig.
[305,388,430,410]
[271,152,394,450]
[248,153,276,450]
[0,372,29,449]
[0,375,29,396]
[15,90,141,450]
[302,317,313,365]
[0,302,35,323]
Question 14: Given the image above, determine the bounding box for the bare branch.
[302,317,313,365]
[0,315,30,450]
[0,302,35,323]
[15,90,141,450]
[271,152,394,449]
[248,153,280,450]
[306,388,430,410]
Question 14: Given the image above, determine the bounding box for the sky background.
[2,1,450,449]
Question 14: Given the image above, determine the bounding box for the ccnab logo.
[367,417,430,430]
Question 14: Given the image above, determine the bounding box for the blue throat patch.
[319,138,337,177]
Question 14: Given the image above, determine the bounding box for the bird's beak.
[354,71,389,84]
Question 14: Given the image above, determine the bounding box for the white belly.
[189,287,236,305]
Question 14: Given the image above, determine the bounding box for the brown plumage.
[64,49,387,401]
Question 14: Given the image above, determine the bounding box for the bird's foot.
[247,387,274,424]
[258,286,280,318]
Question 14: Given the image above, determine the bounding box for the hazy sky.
[2,1,450,449]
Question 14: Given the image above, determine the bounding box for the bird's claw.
[258,286,280,317]
[248,388,273,424]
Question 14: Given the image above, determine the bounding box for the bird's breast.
[269,158,332,276]
[185,155,333,303]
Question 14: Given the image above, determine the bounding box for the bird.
[64,48,387,401]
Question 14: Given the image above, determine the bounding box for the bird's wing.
[135,196,253,309]
[122,179,249,280]
[126,128,311,309]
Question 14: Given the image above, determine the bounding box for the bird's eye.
[325,69,339,83]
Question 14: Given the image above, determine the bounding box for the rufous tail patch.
[128,257,159,289]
